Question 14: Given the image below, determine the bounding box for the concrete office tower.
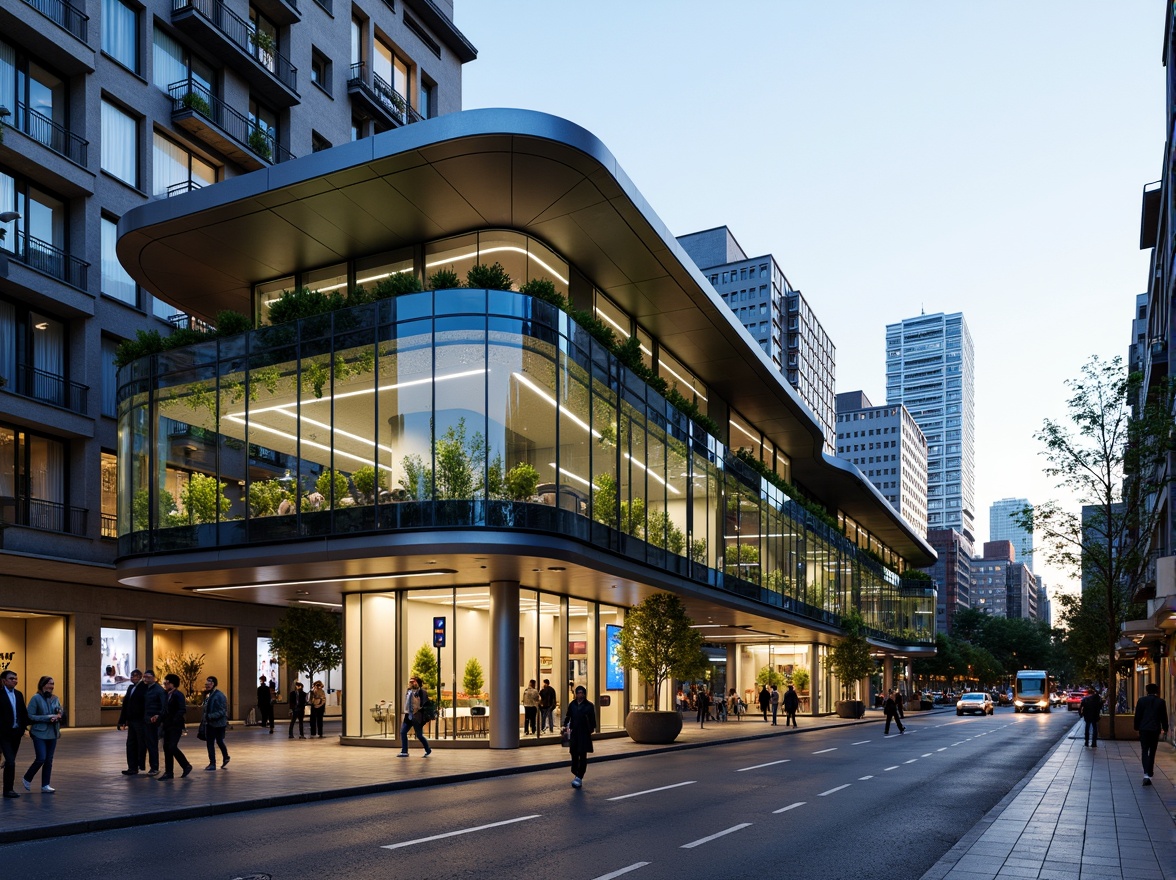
[886,311,976,539]
[926,528,972,635]
[1036,580,1051,627]
[678,227,837,453]
[971,541,1038,620]
[835,390,929,536]
[989,497,1034,572]
[0,0,474,726]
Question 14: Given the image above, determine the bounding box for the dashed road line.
[772,802,805,814]
[921,753,933,758]
[591,863,650,880]
[937,748,948,752]
[736,760,790,772]
[382,814,541,850]
[812,748,837,754]
[608,781,697,801]
[681,824,753,849]
[903,759,918,764]
[852,740,871,745]
[883,765,899,771]
[818,784,851,796]
[858,775,874,780]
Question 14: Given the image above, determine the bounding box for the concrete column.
[236,626,259,722]
[809,643,819,715]
[882,657,893,697]
[489,580,520,749]
[73,612,101,727]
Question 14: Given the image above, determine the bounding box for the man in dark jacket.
[1134,682,1170,785]
[1079,689,1103,748]
[783,684,800,727]
[288,681,308,739]
[257,675,274,734]
[0,670,30,798]
[539,679,557,733]
[883,689,905,735]
[157,673,192,780]
[758,685,771,722]
[117,668,146,774]
[141,669,166,775]
[563,685,596,789]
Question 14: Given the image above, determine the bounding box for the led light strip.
[511,371,600,438]
[425,245,569,285]
[192,570,455,592]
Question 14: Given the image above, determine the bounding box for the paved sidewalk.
[922,719,1176,880]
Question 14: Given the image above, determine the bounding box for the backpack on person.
[420,697,438,723]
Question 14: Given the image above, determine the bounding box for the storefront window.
[100,625,136,706]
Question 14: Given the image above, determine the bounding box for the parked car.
[1066,690,1087,712]
[995,691,1013,707]
[957,692,994,716]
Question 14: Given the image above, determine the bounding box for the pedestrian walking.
[309,681,327,737]
[727,688,740,720]
[539,679,558,733]
[201,676,230,770]
[758,684,771,721]
[396,676,431,757]
[783,684,799,727]
[522,679,540,735]
[117,668,146,775]
[770,685,780,726]
[256,674,274,734]
[1133,682,1169,786]
[563,685,596,789]
[1,671,29,799]
[696,687,710,729]
[883,689,905,735]
[157,673,192,780]
[142,669,166,775]
[22,676,63,793]
[1080,689,1103,748]
[288,681,308,739]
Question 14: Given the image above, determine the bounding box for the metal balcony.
[0,496,87,536]
[6,230,89,290]
[11,363,89,413]
[14,101,88,166]
[171,0,299,107]
[20,0,88,43]
[168,78,295,171]
[347,62,423,130]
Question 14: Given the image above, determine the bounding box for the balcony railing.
[171,0,298,93]
[20,0,88,43]
[14,102,88,166]
[7,230,89,290]
[347,62,423,127]
[11,363,89,413]
[165,180,204,198]
[168,313,216,333]
[168,78,295,165]
[0,496,87,536]
[101,512,117,539]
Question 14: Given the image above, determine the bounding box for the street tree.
[1020,355,1174,735]
[616,593,705,708]
[269,607,344,687]
[824,608,875,701]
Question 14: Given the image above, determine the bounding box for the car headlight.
[1014,699,1024,707]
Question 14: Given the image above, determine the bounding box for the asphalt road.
[6,708,1072,880]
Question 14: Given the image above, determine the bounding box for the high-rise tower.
[989,497,1034,572]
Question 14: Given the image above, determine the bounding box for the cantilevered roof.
[117,108,934,565]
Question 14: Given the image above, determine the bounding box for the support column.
[882,656,893,699]
[809,643,819,716]
[489,580,520,749]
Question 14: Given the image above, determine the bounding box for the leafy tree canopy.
[616,593,705,707]
[269,607,343,684]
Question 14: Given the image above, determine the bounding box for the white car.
[956,692,994,716]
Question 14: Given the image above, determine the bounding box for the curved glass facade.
[116,286,933,645]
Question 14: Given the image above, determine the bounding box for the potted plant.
[181,91,212,117]
[351,464,387,503]
[462,657,485,704]
[504,461,540,501]
[247,126,273,162]
[616,593,706,744]
[824,608,874,719]
[792,666,810,694]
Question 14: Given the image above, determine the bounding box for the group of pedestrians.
[116,669,231,779]
[285,680,329,739]
[1,670,62,797]
[520,679,559,735]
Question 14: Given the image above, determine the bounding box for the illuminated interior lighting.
[424,245,569,285]
[272,410,396,457]
[222,417,394,473]
[658,361,707,402]
[723,533,787,540]
[512,371,600,438]
[731,419,760,444]
[192,570,455,592]
[354,267,413,286]
[623,452,680,495]
[594,306,628,337]
[297,600,343,608]
[547,463,595,490]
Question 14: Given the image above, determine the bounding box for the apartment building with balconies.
[0,0,474,727]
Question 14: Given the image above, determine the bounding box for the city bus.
[1013,669,1052,713]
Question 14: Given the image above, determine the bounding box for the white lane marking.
[812,748,837,754]
[903,759,917,764]
[951,741,965,746]
[608,781,697,801]
[772,801,805,814]
[852,740,871,745]
[681,823,753,849]
[818,784,851,796]
[921,753,933,758]
[858,775,874,780]
[937,748,948,752]
[736,760,790,772]
[591,863,650,880]
[883,765,899,771]
[382,814,540,849]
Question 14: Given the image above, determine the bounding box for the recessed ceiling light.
[548,566,565,571]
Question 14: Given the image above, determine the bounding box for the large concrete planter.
[1097,714,1139,740]
[836,700,865,719]
[625,710,683,744]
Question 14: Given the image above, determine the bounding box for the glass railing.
[168,78,295,164]
[20,0,88,43]
[15,102,88,166]
[171,0,298,93]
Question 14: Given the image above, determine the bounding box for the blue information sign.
[433,616,446,648]
[606,624,624,690]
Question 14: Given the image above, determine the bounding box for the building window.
[311,131,332,153]
[0,423,69,532]
[374,38,409,104]
[152,132,216,198]
[248,6,279,75]
[101,338,119,417]
[101,100,138,186]
[102,0,139,72]
[419,79,434,118]
[248,98,278,160]
[310,50,330,93]
[101,216,137,306]
[152,26,215,96]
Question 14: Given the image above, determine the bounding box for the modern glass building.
[115,109,936,747]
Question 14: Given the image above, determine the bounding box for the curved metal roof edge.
[116,107,933,565]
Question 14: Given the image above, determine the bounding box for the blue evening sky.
[456,2,1164,598]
